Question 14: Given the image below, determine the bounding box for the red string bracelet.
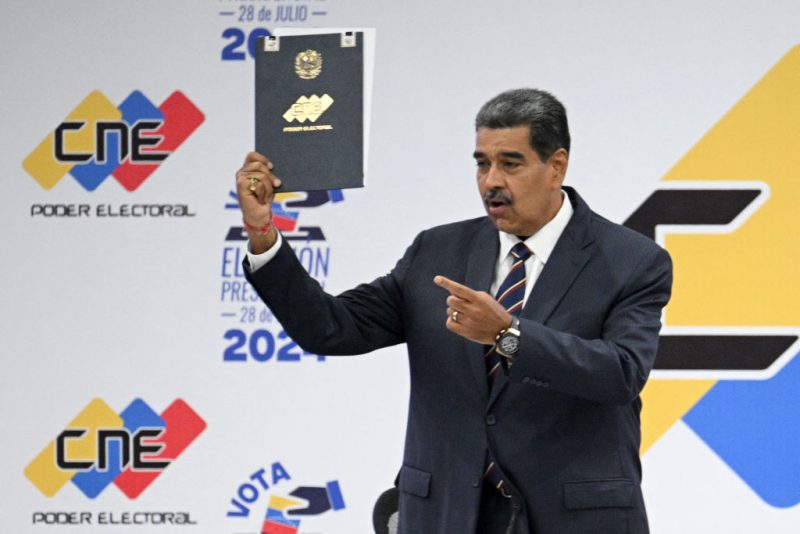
[243,215,273,236]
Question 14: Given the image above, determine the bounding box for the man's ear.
[548,148,569,188]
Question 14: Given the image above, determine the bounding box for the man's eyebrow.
[499,151,525,160]
[471,150,526,160]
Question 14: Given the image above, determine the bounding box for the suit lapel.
[463,220,499,403]
[523,187,595,325]
[487,188,595,410]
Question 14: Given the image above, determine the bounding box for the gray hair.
[475,88,570,161]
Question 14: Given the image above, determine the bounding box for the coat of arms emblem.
[294,49,323,79]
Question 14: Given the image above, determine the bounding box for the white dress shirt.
[247,230,284,271]
[490,191,573,305]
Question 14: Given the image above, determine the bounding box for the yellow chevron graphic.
[641,45,800,453]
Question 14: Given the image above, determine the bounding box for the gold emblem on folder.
[283,94,334,123]
[294,49,322,79]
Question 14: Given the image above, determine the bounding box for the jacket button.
[471,478,481,488]
[485,414,497,425]
[522,376,531,384]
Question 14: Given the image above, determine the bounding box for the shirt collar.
[497,190,574,264]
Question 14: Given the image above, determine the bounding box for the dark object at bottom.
[373,487,399,534]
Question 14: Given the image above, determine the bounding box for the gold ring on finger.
[452,311,459,323]
[249,175,259,192]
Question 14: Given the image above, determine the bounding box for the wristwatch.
[495,316,521,360]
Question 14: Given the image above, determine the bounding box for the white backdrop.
[2,1,799,532]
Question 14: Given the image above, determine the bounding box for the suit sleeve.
[243,232,422,355]
[509,245,673,405]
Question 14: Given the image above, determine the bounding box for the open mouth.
[484,191,512,214]
[487,200,508,215]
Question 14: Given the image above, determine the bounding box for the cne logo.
[282,94,333,123]
[23,90,204,192]
[25,398,205,499]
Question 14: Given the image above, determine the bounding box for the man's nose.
[484,163,505,188]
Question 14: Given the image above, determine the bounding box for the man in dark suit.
[237,89,672,533]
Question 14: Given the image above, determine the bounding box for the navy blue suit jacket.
[245,187,672,534]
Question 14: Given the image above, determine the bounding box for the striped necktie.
[483,241,532,497]
[486,242,532,382]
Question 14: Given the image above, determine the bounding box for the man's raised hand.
[235,151,282,253]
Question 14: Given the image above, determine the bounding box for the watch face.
[500,334,519,355]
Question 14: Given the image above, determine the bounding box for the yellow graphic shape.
[274,191,305,204]
[24,398,123,497]
[665,53,800,326]
[283,94,333,123]
[23,90,121,190]
[640,380,715,453]
[641,45,800,454]
[268,494,305,511]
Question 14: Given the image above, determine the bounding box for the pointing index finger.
[434,275,476,299]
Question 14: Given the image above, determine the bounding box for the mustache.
[483,189,513,204]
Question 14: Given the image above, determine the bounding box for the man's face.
[474,126,566,237]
